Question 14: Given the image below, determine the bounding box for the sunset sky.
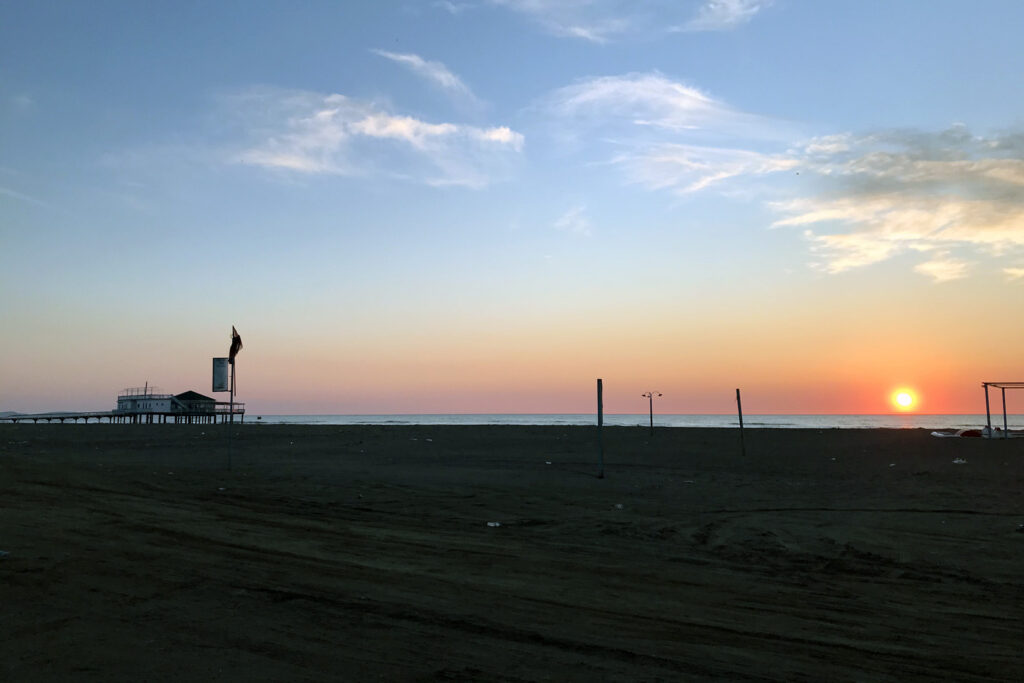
[3,1,1023,415]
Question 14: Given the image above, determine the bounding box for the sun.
[891,389,917,411]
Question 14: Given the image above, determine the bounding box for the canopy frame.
[982,381,1024,438]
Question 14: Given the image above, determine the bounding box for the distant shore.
[2,424,1023,680]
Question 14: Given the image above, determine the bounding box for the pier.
[2,386,244,424]
[0,404,245,425]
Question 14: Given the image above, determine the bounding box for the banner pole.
[228,359,234,471]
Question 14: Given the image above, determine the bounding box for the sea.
[245,414,1023,430]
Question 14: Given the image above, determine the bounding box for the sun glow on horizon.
[891,389,917,411]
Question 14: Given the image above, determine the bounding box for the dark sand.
[1,424,1022,681]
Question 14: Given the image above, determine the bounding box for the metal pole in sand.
[984,383,992,436]
[736,388,746,456]
[597,378,604,479]
[642,392,661,436]
[1002,386,1008,439]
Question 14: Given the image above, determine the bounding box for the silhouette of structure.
[1,386,244,424]
[982,381,1023,438]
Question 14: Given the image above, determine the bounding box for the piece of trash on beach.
[486,522,501,528]
[545,461,551,465]
[952,458,967,464]
[889,463,896,467]
[425,438,433,442]
[831,457,836,461]
[1016,524,1024,533]
[217,487,226,491]
[614,503,624,510]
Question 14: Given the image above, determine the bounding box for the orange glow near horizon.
[891,389,917,412]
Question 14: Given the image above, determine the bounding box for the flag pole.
[226,326,243,470]
[228,358,234,471]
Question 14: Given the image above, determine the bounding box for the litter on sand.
[486,522,501,528]
[952,458,967,464]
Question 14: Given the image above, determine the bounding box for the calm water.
[245,414,1023,430]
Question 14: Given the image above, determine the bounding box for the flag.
[229,326,243,363]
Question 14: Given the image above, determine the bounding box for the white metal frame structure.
[982,381,1024,438]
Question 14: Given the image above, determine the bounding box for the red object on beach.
[957,429,983,438]
[229,326,243,363]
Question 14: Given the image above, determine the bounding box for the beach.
[2,424,1022,681]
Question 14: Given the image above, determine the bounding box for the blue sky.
[3,1,1024,414]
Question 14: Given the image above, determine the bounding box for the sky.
[3,0,1024,415]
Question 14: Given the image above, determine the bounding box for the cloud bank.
[774,126,1024,280]
[544,72,1024,281]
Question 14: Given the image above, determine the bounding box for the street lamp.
[642,391,662,435]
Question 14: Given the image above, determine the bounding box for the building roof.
[175,390,215,402]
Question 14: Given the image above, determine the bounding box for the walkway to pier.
[0,404,245,425]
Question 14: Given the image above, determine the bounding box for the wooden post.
[597,378,604,479]
[736,388,746,457]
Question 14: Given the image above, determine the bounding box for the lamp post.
[642,391,662,435]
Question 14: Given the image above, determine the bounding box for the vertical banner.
[212,358,230,392]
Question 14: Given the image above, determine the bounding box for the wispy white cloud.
[0,186,50,208]
[489,0,631,43]
[434,0,474,14]
[372,49,484,110]
[547,72,732,132]
[553,205,592,236]
[681,0,771,32]
[487,0,772,42]
[1005,266,1024,281]
[543,72,794,191]
[227,87,522,188]
[9,94,34,110]
[615,143,797,193]
[543,72,790,154]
